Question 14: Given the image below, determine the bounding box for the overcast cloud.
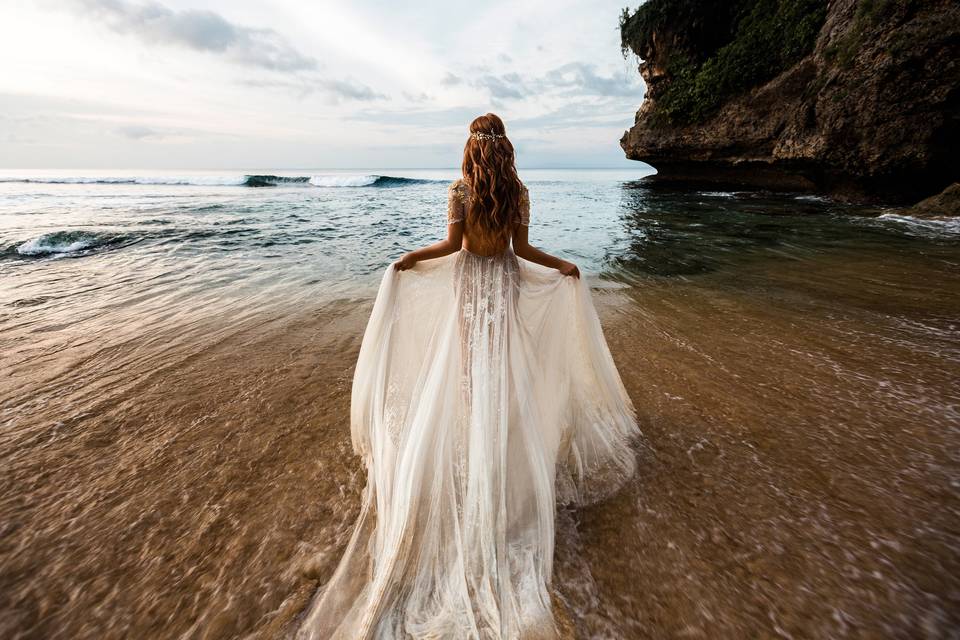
[78,0,318,71]
[0,0,646,169]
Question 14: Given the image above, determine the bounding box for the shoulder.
[516,182,530,225]
[448,178,469,199]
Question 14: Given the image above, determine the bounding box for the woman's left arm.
[393,221,463,271]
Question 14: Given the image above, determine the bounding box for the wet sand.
[2,247,959,639]
[560,251,959,638]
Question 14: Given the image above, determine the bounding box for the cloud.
[115,124,163,139]
[3,133,37,145]
[238,77,386,102]
[467,62,642,101]
[440,72,463,86]
[71,1,389,103]
[511,101,634,130]
[402,91,432,103]
[324,79,387,102]
[474,73,526,100]
[347,105,485,128]
[540,62,641,97]
[76,0,317,72]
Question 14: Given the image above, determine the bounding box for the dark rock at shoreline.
[619,0,960,203]
[905,182,960,217]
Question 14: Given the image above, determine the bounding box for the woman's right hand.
[558,261,580,278]
[393,253,417,271]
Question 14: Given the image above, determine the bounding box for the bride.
[296,113,640,639]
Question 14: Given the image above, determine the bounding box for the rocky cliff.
[619,0,960,203]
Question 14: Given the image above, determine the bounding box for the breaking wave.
[0,176,244,186]
[875,212,960,236]
[11,231,137,258]
[0,174,438,188]
[241,174,434,188]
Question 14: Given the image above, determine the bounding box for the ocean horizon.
[4,0,958,634]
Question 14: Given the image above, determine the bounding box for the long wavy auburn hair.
[461,113,524,248]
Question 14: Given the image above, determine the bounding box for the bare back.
[447,179,530,256]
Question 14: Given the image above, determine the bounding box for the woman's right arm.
[394,180,466,271]
[393,221,463,270]
[513,224,580,278]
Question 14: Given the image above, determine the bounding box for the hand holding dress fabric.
[297,180,639,640]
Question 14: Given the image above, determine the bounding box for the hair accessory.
[471,131,506,141]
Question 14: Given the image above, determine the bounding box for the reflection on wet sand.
[559,250,959,638]
[2,173,959,638]
[3,240,958,639]
[2,301,368,639]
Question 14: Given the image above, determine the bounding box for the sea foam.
[876,213,960,236]
[17,232,98,256]
[0,174,434,188]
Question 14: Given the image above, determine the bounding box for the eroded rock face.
[906,182,960,217]
[620,0,960,203]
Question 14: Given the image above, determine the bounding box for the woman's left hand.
[558,260,580,279]
[393,253,417,271]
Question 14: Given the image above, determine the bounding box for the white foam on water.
[0,173,431,188]
[17,234,96,256]
[876,212,960,236]
[0,176,245,186]
[697,191,736,198]
[308,175,379,187]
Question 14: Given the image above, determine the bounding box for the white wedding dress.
[296,180,640,639]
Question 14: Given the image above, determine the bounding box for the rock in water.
[906,182,960,218]
[619,0,960,202]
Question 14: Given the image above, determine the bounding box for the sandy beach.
[4,0,958,635]
[3,228,958,638]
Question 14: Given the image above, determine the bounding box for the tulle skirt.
[296,248,640,639]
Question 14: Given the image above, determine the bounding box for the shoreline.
[3,251,958,637]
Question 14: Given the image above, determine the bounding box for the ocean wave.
[0,176,244,186]
[876,213,960,236]
[0,174,438,188]
[12,231,136,258]
[242,175,311,187]
[696,191,737,198]
[242,174,433,188]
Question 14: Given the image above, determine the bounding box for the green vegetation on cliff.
[824,0,899,67]
[620,0,827,125]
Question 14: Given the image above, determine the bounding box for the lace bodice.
[447,179,530,226]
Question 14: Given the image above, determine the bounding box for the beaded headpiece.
[471,131,506,141]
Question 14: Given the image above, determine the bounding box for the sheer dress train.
[296,180,640,639]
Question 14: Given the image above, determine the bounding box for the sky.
[0,0,647,169]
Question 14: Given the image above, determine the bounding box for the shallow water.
[1,169,958,638]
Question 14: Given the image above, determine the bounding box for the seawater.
[3,168,957,306]
[1,168,958,639]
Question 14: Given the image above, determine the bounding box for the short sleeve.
[447,180,466,224]
[517,185,530,226]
